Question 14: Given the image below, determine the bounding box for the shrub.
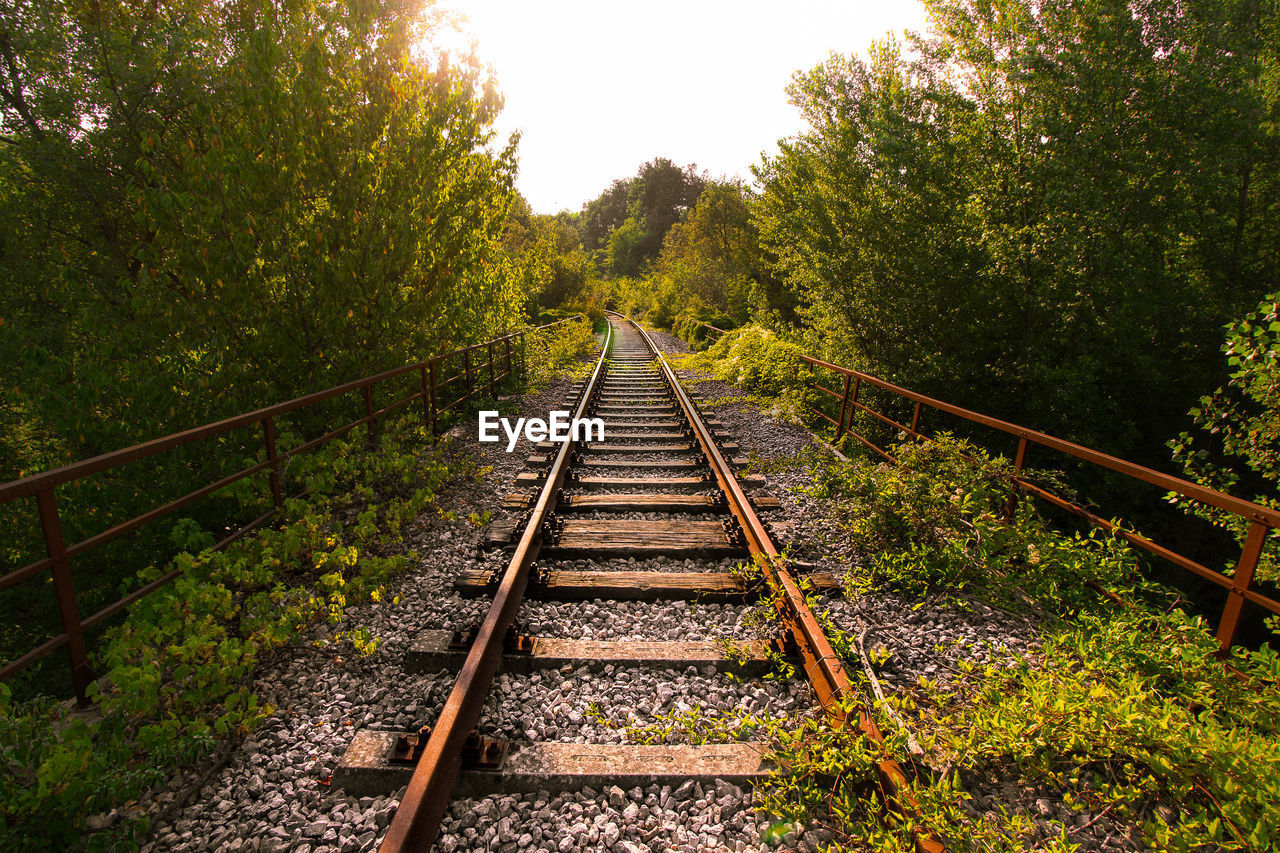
[0,417,462,851]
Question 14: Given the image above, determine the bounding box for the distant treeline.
[541,0,1279,491]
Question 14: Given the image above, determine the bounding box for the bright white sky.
[435,1,931,214]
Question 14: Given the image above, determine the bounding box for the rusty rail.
[634,319,946,853]
[0,317,583,702]
[797,354,1279,654]
[377,321,613,853]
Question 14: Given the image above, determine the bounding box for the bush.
[808,435,1138,611]
[700,325,808,397]
[764,435,1280,851]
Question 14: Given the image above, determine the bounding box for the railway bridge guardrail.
[0,317,582,703]
[694,320,1279,655]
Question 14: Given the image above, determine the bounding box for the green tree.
[755,0,1280,458]
[0,0,520,477]
[653,180,760,322]
[579,156,705,277]
[501,194,591,311]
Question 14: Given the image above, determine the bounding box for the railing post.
[909,401,923,439]
[464,349,473,396]
[836,373,852,440]
[844,377,862,436]
[419,366,430,428]
[1217,521,1268,655]
[504,338,512,378]
[428,361,439,438]
[363,385,378,445]
[262,416,283,509]
[37,488,94,705]
[488,342,496,396]
[1004,437,1030,522]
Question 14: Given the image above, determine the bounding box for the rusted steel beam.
[363,386,377,445]
[836,373,853,440]
[797,355,1280,528]
[263,416,283,509]
[37,488,93,705]
[1216,521,1269,653]
[377,324,612,853]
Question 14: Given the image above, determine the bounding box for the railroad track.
[334,314,940,852]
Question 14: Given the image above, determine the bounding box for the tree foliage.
[1171,291,1280,582]
[499,195,592,312]
[578,156,704,277]
[652,181,763,323]
[753,0,1280,456]
[0,0,521,477]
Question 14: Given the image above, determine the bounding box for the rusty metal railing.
[0,317,582,703]
[690,319,1277,652]
[797,354,1279,654]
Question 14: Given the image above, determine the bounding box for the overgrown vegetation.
[0,414,474,851]
[753,437,1280,851]
[1170,290,1280,583]
[522,316,601,390]
[0,0,525,480]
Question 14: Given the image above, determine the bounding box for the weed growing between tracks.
[747,436,1280,851]
[0,416,478,852]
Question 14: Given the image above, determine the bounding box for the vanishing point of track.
[372,314,942,853]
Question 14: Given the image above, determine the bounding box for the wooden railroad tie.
[454,568,838,601]
[514,473,765,489]
[500,491,782,512]
[482,518,745,557]
[404,629,796,676]
[333,737,776,799]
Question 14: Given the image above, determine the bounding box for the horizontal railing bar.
[65,459,274,561]
[810,409,840,429]
[1244,586,1280,615]
[370,391,422,422]
[437,371,468,391]
[1015,480,1232,589]
[283,419,364,460]
[437,387,484,415]
[428,316,578,363]
[801,356,1280,528]
[0,554,58,593]
[806,381,843,402]
[0,632,71,682]
[844,428,898,464]
[82,569,183,631]
[846,423,1280,618]
[1,369,405,502]
[849,398,915,436]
